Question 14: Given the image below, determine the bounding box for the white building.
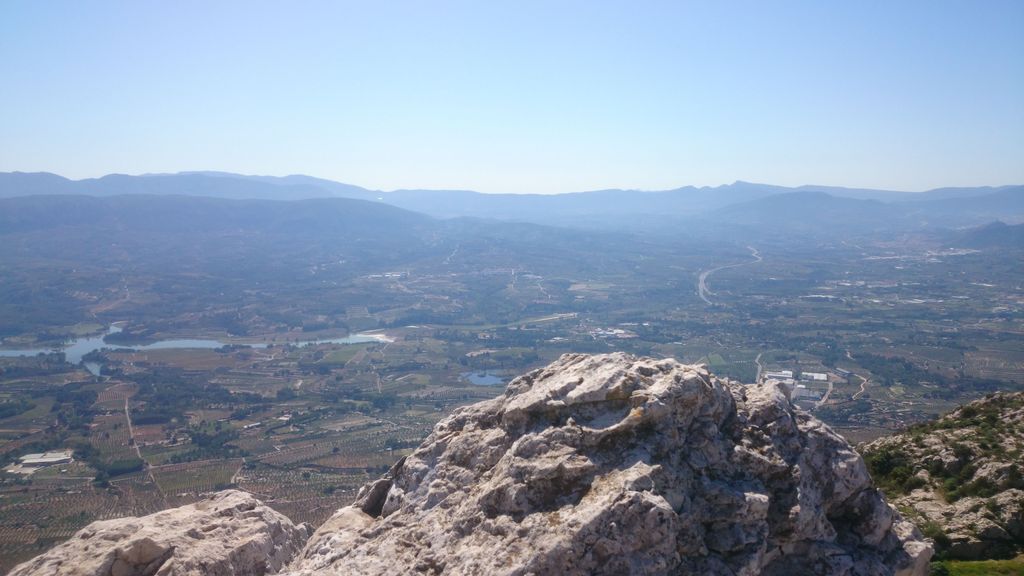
[792,386,823,400]
[19,450,73,468]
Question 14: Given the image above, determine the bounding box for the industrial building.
[19,450,73,468]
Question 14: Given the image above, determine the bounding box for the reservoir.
[0,326,389,376]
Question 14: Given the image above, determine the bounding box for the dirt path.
[816,380,834,408]
[852,374,870,400]
[230,458,246,485]
[124,395,167,505]
[443,244,460,265]
[844,350,871,400]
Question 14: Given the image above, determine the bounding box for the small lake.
[0,326,389,376]
[461,371,506,386]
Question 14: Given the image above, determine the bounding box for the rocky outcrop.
[11,353,932,576]
[861,392,1024,560]
[9,490,309,576]
[288,353,930,575]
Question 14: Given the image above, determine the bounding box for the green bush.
[920,520,951,556]
[903,475,928,492]
[865,445,930,494]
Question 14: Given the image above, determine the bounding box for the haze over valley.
[2,1,1023,574]
[1,170,1022,570]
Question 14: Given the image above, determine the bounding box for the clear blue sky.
[1,1,1022,193]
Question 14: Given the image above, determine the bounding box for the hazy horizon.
[5,169,1022,196]
[2,1,1022,193]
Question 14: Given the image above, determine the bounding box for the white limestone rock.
[11,353,932,576]
[9,490,309,576]
[861,392,1024,561]
[287,353,931,575]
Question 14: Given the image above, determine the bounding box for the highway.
[697,246,762,305]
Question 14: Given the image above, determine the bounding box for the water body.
[0,348,51,358]
[462,371,506,386]
[305,334,390,346]
[0,325,389,376]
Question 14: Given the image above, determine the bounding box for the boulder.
[9,490,309,576]
[287,353,930,575]
[11,353,933,576]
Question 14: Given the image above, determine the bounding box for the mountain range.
[1,171,1022,236]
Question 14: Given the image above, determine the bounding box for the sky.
[1,1,1022,193]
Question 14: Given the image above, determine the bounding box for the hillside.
[0,193,651,340]
[708,191,896,235]
[954,221,1024,249]
[0,193,430,235]
[861,393,1024,560]
[707,188,1024,235]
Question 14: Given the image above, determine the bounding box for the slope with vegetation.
[862,392,1024,561]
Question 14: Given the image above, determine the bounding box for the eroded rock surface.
[861,392,1024,560]
[9,490,309,576]
[288,353,931,575]
[11,354,932,575]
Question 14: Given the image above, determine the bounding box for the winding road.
[852,374,871,400]
[697,246,762,305]
[845,350,871,400]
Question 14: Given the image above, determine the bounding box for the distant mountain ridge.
[707,188,1024,235]
[5,171,1016,204]
[955,221,1024,249]
[0,193,429,236]
[1,171,1021,233]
